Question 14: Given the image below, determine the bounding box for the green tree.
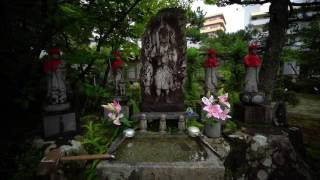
[204,0,320,103]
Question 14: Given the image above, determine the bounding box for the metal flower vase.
[204,121,221,138]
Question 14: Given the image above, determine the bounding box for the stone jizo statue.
[241,44,264,104]
[111,51,125,96]
[204,49,220,95]
[243,44,261,93]
[43,48,67,105]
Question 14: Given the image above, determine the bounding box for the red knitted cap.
[208,49,217,55]
[49,48,61,55]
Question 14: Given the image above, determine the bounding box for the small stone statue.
[178,115,186,132]
[159,114,167,133]
[139,113,147,132]
[241,44,264,104]
[204,49,220,95]
[43,48,67,106]
[111,51,125,96]
[243,44,261,93]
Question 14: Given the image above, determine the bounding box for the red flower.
[208,49,217,55]
[204,58,220,68]
[43,59,62,73]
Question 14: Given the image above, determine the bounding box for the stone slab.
[97,133,225,180]
[131,112,199,121]
[234,103,272,124]
[43,112,76,137]
[140,102,184,112]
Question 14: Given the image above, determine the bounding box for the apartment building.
[200,14,226,37]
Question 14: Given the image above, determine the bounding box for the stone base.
[97,162,224,180]
[97,133,225,180]
[140,103,184,112]
[234,103,272,124]
[131,112,199,121]
[44,103,70,112]
[43,112,76,138]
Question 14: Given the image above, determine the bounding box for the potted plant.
[202,93,231,138]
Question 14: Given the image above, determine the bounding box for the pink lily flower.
[112,100,121,113]
[203,104,223,119]
[218,93,230,108]
[202,95,214,106]
[219,108,232,121]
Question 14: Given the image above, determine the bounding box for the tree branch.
[289,12,320,23]
[80,0,142,80]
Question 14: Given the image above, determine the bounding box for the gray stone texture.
[140,8,186,112]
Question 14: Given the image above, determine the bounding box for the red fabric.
[112,51,121,57]
[243,55,261,67]
[111,59,124,70]
[43,59,61,72]
[49,48,61,56]
[204,58,220,68]
[208,49,217,55]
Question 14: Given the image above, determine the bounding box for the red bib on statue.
[43,59,62,73]
[243,55,261,67]
[204,58,219,68]
[111,59,124,70]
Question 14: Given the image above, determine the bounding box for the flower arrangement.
[101,100,124,126]
[202,93,231,125]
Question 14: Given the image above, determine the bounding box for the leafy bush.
[272,88,300,106]
[223,120,238,135]
[187,118,204,129]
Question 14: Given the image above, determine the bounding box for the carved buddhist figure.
[154,25,177,102]
[204,49,220,95]
[243,44,261,93]
[140,8,186,112]
[43,48,67,105]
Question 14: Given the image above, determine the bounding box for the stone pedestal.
[43,112,76,138]
[235,103,272,124]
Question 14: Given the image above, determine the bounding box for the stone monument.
[140,8,186,112]
[42,48,76,137]
[204,49,220,95]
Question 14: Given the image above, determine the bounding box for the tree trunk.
[259,0,289,104]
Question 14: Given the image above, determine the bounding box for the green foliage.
[81,113,132,179]
[186,6,207,42]
[272,88,300,106]
[223,120,238,134]
[81,82,110,98]
[127,82,141,103]
[202,30,248,92]
[281,47,300,62]
[10,145,45,180]
[187,118,204,129]
[185,48,203,100]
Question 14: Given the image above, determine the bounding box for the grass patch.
[287,93,320,175]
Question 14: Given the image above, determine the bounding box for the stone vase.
[204,121,221,138]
